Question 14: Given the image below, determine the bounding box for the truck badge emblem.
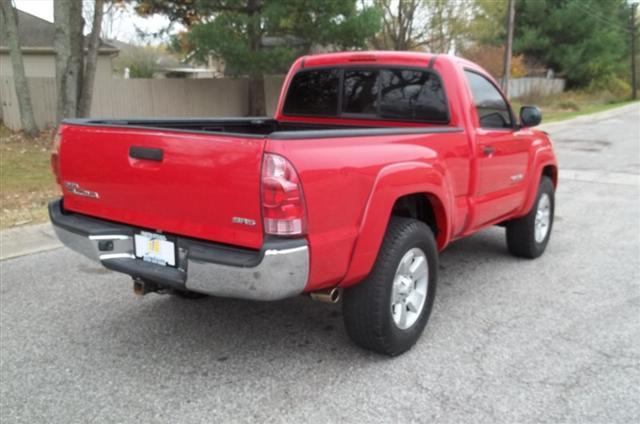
[63,182,100,199]
[232,217,256,226]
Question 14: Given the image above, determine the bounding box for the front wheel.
[342,217,438,356]
[506,176,555,258]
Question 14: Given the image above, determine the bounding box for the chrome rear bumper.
[49,199,309,301]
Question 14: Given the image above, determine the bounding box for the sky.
[13,0,178,45]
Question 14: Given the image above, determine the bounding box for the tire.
[506,176,555,259]
[342,217,438,356]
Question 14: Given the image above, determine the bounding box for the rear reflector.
[261,153,307,236]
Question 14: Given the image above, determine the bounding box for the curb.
[0,223,62,261]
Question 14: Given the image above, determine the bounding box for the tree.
[0,2,38,136]
[54,0,83,122]
[514,0,631,87]
[468,0,508,46]
[425,0,470,54]
[371,0,469,53]
[473,0,631,88]
[78,0,105,117]
[136,0,381,115]
[54,0,105,122]
[371,0,425,50]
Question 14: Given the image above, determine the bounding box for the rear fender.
[340,162,451,287]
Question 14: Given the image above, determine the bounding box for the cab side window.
[465,71,513,129]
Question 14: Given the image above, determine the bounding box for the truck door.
[465,70,530,228]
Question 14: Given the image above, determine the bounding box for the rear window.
[343,70,379,115]
[379,70,448,122]
[281,69,340,116]
[282,67,448,123]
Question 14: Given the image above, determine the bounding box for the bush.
[587,77,631,99]
[459,44,527,79]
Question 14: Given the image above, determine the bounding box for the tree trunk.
[78,0,104,117]
[248,74,266,116]
[246,0,265,116]
[54,0,84,122]
[502,0,516,95]
[0,3,38,137]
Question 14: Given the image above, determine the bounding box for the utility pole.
[631,2,638,100]
[502,0,516,96]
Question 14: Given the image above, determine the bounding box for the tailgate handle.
[129,146,163,162]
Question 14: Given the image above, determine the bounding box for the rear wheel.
[342,217,438,356]
[506,176,555,258]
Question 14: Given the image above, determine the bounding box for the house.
[0,9,118,79]
[106,38,223,79]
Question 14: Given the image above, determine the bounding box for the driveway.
[1,104,639,423]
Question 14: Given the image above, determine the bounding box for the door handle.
[483,145,495,156]
[129,146,163,161]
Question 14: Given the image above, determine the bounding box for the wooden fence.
[0,75,285,130]
[0,75,562,131]
[509,77,566,99]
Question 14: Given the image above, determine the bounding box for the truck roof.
[296,51,492,88]
[301,51,439,68]
[301,51,485,73]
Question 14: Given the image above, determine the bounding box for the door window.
[465,71,513,129]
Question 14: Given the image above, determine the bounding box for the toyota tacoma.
[50,52,558,355]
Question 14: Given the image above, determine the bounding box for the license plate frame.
[134,231,177,267]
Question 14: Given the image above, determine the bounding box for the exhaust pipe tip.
[310,287,342,303]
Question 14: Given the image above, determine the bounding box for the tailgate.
[59,124,265,249]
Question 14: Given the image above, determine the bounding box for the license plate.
[134,231,176,266]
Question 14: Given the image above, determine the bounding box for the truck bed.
[63,117,352,136]
[63,117,462,139]
[57,117,462,250]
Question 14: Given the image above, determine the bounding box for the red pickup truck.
[50,52,557,355]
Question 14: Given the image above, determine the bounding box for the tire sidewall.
[531,177,555,255]
[382,223,438,352]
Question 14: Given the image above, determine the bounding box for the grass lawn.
[540,100,638,122]
[510,90,636,123]
[0,126,59,229]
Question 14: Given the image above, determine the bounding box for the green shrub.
[587,77,631,99]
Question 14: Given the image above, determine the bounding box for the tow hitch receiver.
[132,278,163,296]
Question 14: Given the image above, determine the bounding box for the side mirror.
[520,106,542,127]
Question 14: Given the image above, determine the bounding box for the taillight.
[51,128,61,185]
[261,153,307,236]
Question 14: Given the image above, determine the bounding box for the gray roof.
[0,9,117,53]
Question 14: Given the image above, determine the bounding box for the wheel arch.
[517,156,558,217]
[339,163,452,287]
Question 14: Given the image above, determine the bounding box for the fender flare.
[340,162,452,287]
[518,145,558,216]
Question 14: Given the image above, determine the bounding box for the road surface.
[1,104,639,423]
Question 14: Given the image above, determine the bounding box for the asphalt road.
[1,105,639,423]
